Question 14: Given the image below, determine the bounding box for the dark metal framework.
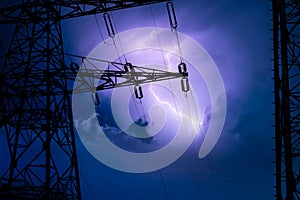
[272,0,300,199]
[0,0,168,199]
[69,60,188,91]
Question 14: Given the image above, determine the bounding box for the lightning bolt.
[148,84,201,129]
[149,84,181,116]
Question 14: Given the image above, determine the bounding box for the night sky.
[1,0,274,199]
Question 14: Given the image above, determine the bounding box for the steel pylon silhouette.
[0,0,168,199]
[272,0,300,199]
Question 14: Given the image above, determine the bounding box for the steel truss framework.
[0,0,169,199]
[272,0,300,199]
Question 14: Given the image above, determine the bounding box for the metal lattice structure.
[272,0,300,199]
[0,0,169,199]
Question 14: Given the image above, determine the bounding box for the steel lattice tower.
[272,0,300,199]
[0,1,168,199]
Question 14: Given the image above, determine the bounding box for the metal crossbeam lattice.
[0,0,168,23]
[272,0,300,199]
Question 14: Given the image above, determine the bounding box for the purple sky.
[0,0,274,199]
[60,0,274,199]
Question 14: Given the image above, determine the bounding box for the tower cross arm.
[95,64,188,91]
[0,0,168,23]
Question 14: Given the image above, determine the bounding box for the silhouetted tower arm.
[69,60,189,99]
[0,0,169,23]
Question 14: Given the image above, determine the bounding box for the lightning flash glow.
[72,27,226,173]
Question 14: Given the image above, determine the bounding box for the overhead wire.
[129,11,172,196]
[149,3,185,199]
[63,35,99,199]
[103,11,146,122]
[78,167,98,200]
[159,170,170,200]
[149,4,180,121]
[184,92,203,198]
[170,5,221,197]
[94,14,113,46]
[89,14,143,120]
[109,11,148,121]
[168,2,222,195]
[158,2,211,198]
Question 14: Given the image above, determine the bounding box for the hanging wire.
[149,9,190,187]
[170,2,220,198]
[103,11,147,120]
[149,4,180,121]
[185,92,203,198]
[108,11,128,63]
[149,5,168,70]
[170,5,221,194]
[187,73,221,198]
[109,12,149,120]
[135,97,148,121]
[129,86,142,118]
[112,37,123,64]
[159,171,170,200]
[79,167,99,200]
[94,14,113,45]
[65,52,124,66]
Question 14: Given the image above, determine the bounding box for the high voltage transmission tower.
[0,0,180,199]
[272,0,300,199]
